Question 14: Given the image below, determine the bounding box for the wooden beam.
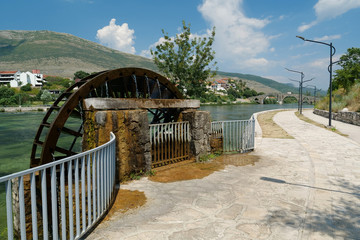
[83,98,200,110]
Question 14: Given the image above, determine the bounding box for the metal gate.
[149,122,190,168]
[211,116,255,153]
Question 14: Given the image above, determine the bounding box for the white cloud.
[308,55,340,68]
[298,21,317,33]
[140,37,167,58]
[244,58,269,68]
[96,18,136,54]
[314,34,341,41]
[197,0,272,70]
[298,0,360,32]
[140,29,210,59]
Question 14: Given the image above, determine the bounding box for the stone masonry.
[180,110,211,161]
[313,109,360,126]
[83,109,151,182]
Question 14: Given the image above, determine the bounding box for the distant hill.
[0,30,156,77]
[0,30,303,94]
[216,71,299,94]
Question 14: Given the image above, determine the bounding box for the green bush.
[20,84,32,92]
[263,98,277,104]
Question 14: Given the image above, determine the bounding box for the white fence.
[0,132,116,240]
[211,116,255,152]
[149,121,190,168]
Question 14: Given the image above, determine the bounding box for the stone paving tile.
[86,110,360,240]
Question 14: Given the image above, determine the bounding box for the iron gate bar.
[150,121,190,168]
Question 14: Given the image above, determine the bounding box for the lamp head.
[296,35,305,41]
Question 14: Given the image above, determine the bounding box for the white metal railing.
[0,132,116,240]
[211,116,255,152]
[149,121,190,167]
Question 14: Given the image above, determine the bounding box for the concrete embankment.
[0,106,49,112]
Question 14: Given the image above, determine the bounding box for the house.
[0,71,20,86]
[208,78,236,92]
[0,70,45,87]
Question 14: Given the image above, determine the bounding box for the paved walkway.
[87,110,360,240]
[302,109,360,144]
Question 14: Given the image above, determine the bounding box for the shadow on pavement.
[260,177,360,239]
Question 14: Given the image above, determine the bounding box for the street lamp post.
[288,78,301,111]
[296,35,336,127]
[286,68,304,113]
[305,84,320,106]
[286,68,313,114]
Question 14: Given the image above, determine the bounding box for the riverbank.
[0,106,49,112]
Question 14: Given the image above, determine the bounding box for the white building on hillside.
[0,70,45,87]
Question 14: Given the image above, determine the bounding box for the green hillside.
[0,30,157,77]
[217,71,299,94]
[0,30,305,94]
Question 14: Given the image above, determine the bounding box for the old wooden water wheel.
[30,67,184,167]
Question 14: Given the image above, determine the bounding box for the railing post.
[6,180,14,240]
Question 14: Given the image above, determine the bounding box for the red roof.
[215,79,227,84]
[0,71,17,74]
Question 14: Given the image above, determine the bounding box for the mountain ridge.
[0,30,297,94]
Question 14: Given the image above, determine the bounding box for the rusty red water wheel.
[30,67,184,167]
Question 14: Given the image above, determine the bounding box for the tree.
[333,47,360,92]
[0,87,15,99]
[0,87,16,105]
[151,21,217,98]
[20,83,32,92]
[74,71,90,80]
[40,90,52,104]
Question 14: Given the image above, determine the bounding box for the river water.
[201,103,311,121]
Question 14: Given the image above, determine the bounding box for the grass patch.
[295,112,348,137]
[257,110,294,139]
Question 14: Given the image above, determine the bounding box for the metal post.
[298,82,300,111]
[300,73,304,114]
[296,36,336,126]
[329,42,333,127]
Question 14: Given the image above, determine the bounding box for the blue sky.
[1,0,360,90]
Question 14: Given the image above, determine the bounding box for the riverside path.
[87,110,360,240]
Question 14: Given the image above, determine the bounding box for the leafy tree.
[40,90,52,104]
[13,93,30,105]
[263,98,277,104]
[0,87,15,99]
[227,87,241,99]
[74,70,90,80]
[151,21,217,98]
[20,83,32,92]
[243,88,258,98]
[333,47,360,92]
[36,90,43,101]
[283,96,298,104]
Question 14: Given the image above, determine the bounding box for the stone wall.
[83,109,151,182]
[180,110,211,161]
[313,109,360,126]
